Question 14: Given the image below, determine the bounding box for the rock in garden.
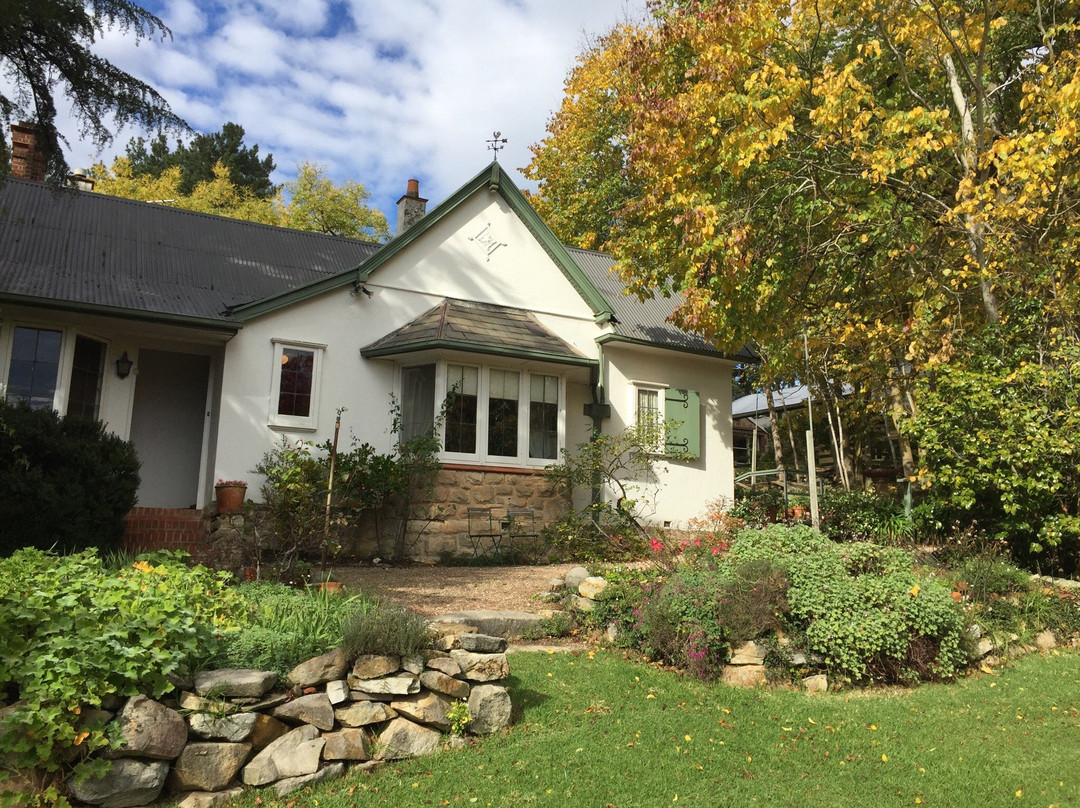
[419,670,470,700]
[271,693,334,730]
[728,641,768,666]
[242,725,323,786]
[194,669,278,699]
[334,701,396,727]
[977,637,994,657]
[322,728,372,760]
[1035,630,1057,650]
[348,673,420,695]
[459,633,508,654]
[351,654,400,680]
[803,674,829,694]
[571,595,595,612]
[450,651,510,682]
[287,648,347,688]
[177,787,243,808]
[273,762,345,797]
[374,718,442,760]
[189,712,257,742]
[168,742,251,792]
[468,684,511,735]
[564,566,590,591]
[721,664,767,689]
[325,679,349,705]
[114,695,188,760]
[425,656,462,676]
[547,577,565,593]
[401,653,426,674]
[248,713,290,750]
[349,690,393,702]
[391,692,453,731]
[68,758,169,808]
[578,576,608,600]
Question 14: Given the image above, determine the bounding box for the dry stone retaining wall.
[65,630,513,808]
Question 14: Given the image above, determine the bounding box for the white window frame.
[631,381,667,455]
[0,320,112,417]
[268,339,325,431]
[409,360,565,468]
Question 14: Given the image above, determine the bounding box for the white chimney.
[396,178,427,235]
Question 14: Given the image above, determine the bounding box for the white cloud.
[46,0,636,224]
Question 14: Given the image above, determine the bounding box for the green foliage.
[280,161,390,241]
[216,582,375,676]
[729,486,784,529]
[0,401,140,557]
[0,0,186,185]
[819,489,913,545]
[342,603,431,659]
[0,549,245,783]
[125,122,276,198]
[906,308,1080,572]
[543,424,667,561]
[446,700,472,736]
[251,438,328,576]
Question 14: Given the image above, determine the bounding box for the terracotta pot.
[317,580,344,594]
[215,484,247,515]
[242,565,257,581]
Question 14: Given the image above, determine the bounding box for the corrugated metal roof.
[567,246,756,360]
[0,179,380,325]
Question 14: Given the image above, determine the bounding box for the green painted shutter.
[664,388,700,459]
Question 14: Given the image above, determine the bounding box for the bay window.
[401,361,563,466]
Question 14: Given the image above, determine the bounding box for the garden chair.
[467,507,503,557]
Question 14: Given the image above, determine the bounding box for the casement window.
[633,383,701,460]
[3,325,107,419]
[6,326,62,409]
[400,361,563,466]
[269,340,324,430]
[67,336,107,420]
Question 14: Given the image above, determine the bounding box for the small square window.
[6,326,62,409]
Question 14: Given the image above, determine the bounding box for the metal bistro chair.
[503,507,538,556]
[467,507,502,557]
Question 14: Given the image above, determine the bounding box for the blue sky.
[55,0,641,229]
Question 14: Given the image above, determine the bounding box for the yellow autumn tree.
[529,0,1080,562]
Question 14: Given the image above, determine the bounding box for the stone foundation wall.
[408,466,569,560]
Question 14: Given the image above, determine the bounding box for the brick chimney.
[396,178,427,235]
[10,124,47,182]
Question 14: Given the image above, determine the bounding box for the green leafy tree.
[0,0,186,184]
[125,121,276,197]
[279,161,390,241]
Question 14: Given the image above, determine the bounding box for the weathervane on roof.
[486,131,508,158]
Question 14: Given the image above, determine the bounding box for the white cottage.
[0,161,750,557]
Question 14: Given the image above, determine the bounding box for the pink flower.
[711,546,720,555]
[650,538,665,552]
[693,538,701,546]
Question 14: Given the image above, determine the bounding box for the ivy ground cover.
[228,648,1080,808]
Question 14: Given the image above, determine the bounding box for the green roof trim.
[0,292,242,333]
[229,161,615,323]
[595,332,747,362]
[361,339,598,367]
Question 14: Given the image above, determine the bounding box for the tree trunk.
[763,379,787,485]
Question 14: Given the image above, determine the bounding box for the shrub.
[217,582,376,676]
[0,549,245,795]
[818,489,913,545]
[0,401,140,557]
[342,602,432,658]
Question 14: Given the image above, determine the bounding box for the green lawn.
[240,648,1080,808]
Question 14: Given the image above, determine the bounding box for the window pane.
[445,364,477,453]
[6,326,62,409]
[277,348,314,417]
[68,336,106,421]
[401,364,436,442]
[529,374,559,459]
[637,387,662,451]
[487,369,519,457]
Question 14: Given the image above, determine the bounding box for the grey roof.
[732,385,811,418]
[361,298,592,365]
[0,178,380,327]
[568,246,757,360]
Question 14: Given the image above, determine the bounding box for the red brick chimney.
[10,123,47,182]
[396,178,427,235]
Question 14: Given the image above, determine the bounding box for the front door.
[128,349,209,508]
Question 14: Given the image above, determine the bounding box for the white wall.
[602,342,735,528]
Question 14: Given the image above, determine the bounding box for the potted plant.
[215,479,248,515]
